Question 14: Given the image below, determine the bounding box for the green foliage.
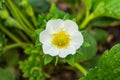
[75,32,97,62]
[80,67,98,80]
[82,0,92,12]
[0,68,15,80]
[19,46,45,79]
[29,0,50,13]
[0,0,5,9]
[3,49,19,67]
[93,0,120,19]
[98,44,120,80]
[37,3,75,29]
[44,54,54,65]
[91,17,117,27]
[80,44,120,80]
[65,54,75,66]
[0,9,9,19]
[103,0,120,19]
[90,28,108,44]
[1,0,120,80]
[0,32,7,55]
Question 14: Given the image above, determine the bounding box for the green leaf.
[80,44,120,80]
[93,0,120,19]
[0,68,15,80]
[82,41,91,47]
[3,49,19,67]
[65,54,75,66]
[80,67,98,80]
[90,28,108,44]
[104,0,120,19]
[44,54,54,65]
[75,32,97,62]
[98,44,120,80]
[93,1,105,17]
[91,17,117,27]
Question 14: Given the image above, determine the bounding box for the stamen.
[52,30,70,48]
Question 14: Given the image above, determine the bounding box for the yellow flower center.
[52,30,70,48]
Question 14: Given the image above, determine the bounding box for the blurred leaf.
[50,3,67,18]
[65,54,75,66]
[33,29,44,37]
[93,1,105,17]
[0,68,15,80]
[90,17,117,27]
[0,32,7,56]
[3,49,19,67]
[82,41,91,47]
[75,32,97,62]
[29,0,50,13]
[0,9,9,19]
[90,28,108,44]
[0,0,5,9]
[44,54,54,65]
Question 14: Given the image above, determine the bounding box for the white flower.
[39,19,84,58]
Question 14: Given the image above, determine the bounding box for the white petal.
[70,31,84,49]
[39,30,52,44]
[59,46,76,58]
[63,20,78,34]
[46,19,64,34]
[43,44,59,56]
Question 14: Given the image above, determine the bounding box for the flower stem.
[74,63,87,76]
[0,24,21,43]
[80,13,94,29]
[5,0,34,36]
[3,43,32,52]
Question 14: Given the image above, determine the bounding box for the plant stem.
[5,0,34,36]
[0,24,21,43]
[18,30,31,42]
[74,63,87,76]
[3,43,32,52]
[80,13,94,29]
[18,8,35,31]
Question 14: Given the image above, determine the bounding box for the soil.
[98,26,120,54]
